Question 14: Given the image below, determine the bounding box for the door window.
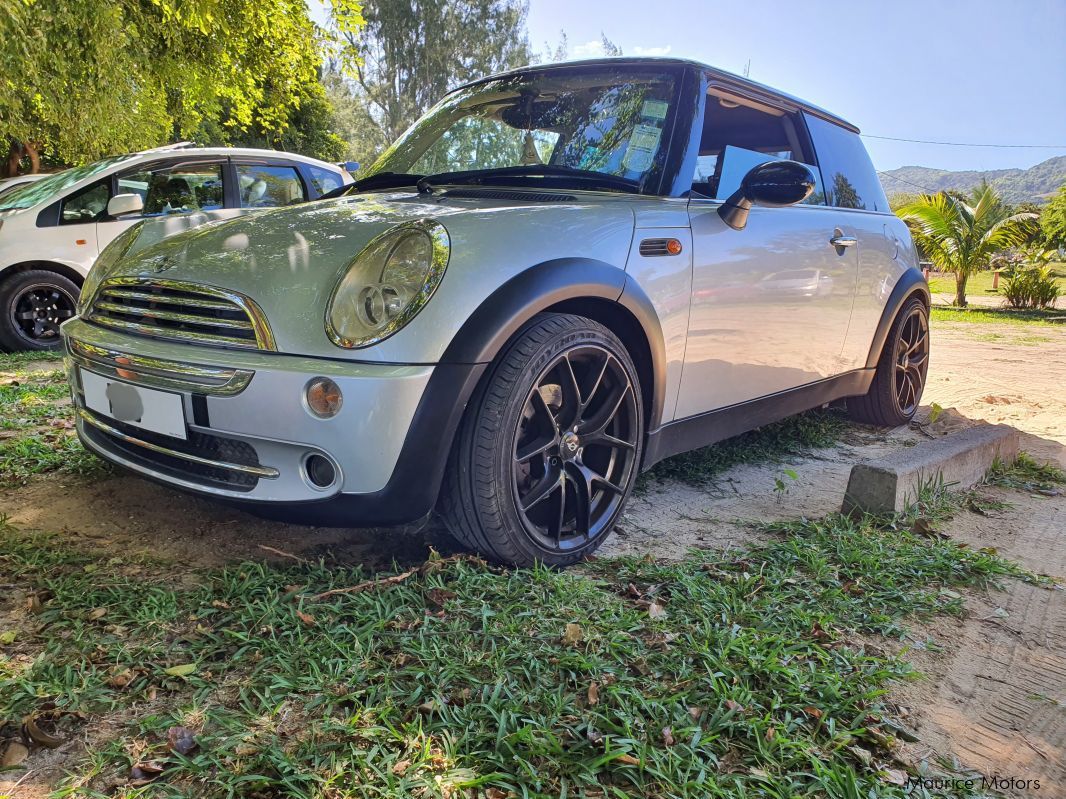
[236,165,307,207]
[59,181,111,225]
[691,89,824,205]
[803,113,889,212]
[306,164,344,196]
[118,163,224,217]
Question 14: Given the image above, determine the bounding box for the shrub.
[1000,264,1061,309]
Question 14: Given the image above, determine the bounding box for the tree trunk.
[954,272,969,308]
[24,141,40,173]
[4,141,23,178]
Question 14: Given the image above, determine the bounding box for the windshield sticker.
[623,124,662,172]
[641,99,669,121]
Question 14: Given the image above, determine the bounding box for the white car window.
[121,163,224,217]
[236,165,307,208]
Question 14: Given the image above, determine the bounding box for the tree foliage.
[896,182,1040,307]
[1,0,363,175]
[326,0,532,168]
[1040,183,1066,250]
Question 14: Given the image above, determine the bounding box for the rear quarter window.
[804,113,889,213]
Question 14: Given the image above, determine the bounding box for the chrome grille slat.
[86,278,275,351]
[68,338,253,395]
[99,288,237,312]
[94,301,255,330]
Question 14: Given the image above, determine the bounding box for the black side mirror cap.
[718,160,817,230]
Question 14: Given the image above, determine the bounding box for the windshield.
[367,65,680,193]
[0,154,136,210]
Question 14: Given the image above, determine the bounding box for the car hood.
[100,190,638,360]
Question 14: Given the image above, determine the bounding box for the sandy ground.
[1,317,1065,794]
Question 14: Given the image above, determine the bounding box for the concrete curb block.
[842,424,1020,515]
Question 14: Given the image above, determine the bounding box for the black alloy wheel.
[893,303,929,417]
[0,269,81,351]
[512,345,639,552]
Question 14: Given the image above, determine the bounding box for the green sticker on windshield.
[642,99,669,120]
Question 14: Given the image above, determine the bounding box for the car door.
[675,87,858,419]
[54,179,113,264]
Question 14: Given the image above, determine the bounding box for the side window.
[119,162,224,217]
[803,113,889,212]
[691,89,824,205]
[306,165,344,196]
[236,165,307,208]
[60,181,111,225]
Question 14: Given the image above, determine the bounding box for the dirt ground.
[1,317,1065,795]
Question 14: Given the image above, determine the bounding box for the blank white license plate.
[80,368,187,440]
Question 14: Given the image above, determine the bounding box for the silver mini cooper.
[62,58,929,566]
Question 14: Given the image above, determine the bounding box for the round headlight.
[326,220,449,348]
[78,221,146,314]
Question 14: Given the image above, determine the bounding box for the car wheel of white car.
[0,270,80,351]
[847,296,929,427]
[440,313,644,567]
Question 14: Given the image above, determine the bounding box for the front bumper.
[62,317,470,523]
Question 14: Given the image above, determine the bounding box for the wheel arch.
[440,257,667,428]
[865,267,930,369]
[0,260,86,288]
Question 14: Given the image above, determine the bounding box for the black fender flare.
[865,267,930,369]
[440,257,667,425]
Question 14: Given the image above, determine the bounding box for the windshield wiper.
[416,165,640,194]
[320,171,424,199]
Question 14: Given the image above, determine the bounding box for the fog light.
[305,453,337,488]
[305,377,342,418]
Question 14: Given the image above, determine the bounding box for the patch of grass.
[987,452,1066,493]
[930,306,1064,326]
[0,350,65,371]
[642,409,847,487]
[965,331,1051,346]
[926,267,1066,297]
[0,368,71,430]
[0,434,108,486]
[0,504,1031,798]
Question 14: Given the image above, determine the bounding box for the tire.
[440,313,644,567]
[0,269,80,351]
[847,296,929,427]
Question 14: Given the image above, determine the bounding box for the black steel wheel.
[0,269,80,351]
[847,296,929,427]
[440,313,644,567]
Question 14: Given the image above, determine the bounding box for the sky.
[524,0,1066,173]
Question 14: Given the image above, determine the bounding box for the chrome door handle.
[830,235,857,248]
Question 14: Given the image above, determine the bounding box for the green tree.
[897,182,1039,307]
[326,0,533,168]
[1,0,363,175]
[1039,183,1066,250]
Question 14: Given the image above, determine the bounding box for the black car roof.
[457,56,859,134]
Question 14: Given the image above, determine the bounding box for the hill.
[879,155,1066,205]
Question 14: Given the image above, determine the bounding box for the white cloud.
[571,40,605,59]
[632,45,673,57]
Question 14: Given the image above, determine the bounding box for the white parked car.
[0,144,352,350]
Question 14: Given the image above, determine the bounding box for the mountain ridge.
[878,155,1066,204]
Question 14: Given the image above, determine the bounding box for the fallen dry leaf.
[587,681,599,706]
[615,753,640,766]
[295,610,316,626]
[23,714,64,748]
[166,726,198,756]
[129,759,166,786]
[1,741,29,768]
[803,705,823,719]
[646,602,667,620]
[562,622,584,645]
[764,726,776,742]
[392,758,411,776]
[881,768,908,786]
[108,667,135,688]
[724,699,745,713]
[661,727,675,746]
[688,706,702,721]
[425,588,457,608]
[88,607,108,621]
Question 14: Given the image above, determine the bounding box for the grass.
[0,491,1038,798]
[641,409,847,487]
[986,452,1066,493]
[926,265,1066,297]
[929,306,1064,326]
[0,356,108,486]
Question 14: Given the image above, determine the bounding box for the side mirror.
[107,193,144,218]
[718,160,816,231]
[340,161,360,173]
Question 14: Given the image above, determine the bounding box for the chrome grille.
[86,278,275,351]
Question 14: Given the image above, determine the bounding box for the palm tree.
[897,182,1038,307]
